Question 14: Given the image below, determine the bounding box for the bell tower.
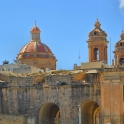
[87,19,108,63]
[114,31,124,66]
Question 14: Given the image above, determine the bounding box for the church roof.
[20,42,52,54]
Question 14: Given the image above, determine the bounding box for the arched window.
[36,34,38,39]
[120,42,123,46]
[94,31,97,35]
[119,58,124,65]
[94,48,99,60]
[32,34,35,39]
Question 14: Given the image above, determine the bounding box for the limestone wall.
[45,71,85,86]
[101,71,124,124]
[0,114,25,124]
[0,72,100,124]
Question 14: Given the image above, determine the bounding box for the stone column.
[88,45,91,62]
[78,105,82,124]
[117,54,120,66]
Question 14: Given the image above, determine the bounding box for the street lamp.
[78,105,82,124]
[25,114,29,124]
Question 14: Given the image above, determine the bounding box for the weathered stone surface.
[0,69,123,124]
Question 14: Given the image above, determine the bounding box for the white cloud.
[119,0,124,9]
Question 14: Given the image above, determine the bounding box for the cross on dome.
[96,18,98,22]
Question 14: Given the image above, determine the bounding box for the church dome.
[18,23,54,57]
[19,42,52,54]
[16,22,56,70]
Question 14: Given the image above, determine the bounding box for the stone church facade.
[0,19,124,124]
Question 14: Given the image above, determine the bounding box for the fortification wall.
[0,71,100,124]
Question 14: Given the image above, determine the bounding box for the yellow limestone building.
[0,19,124,124]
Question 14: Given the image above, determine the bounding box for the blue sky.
[0,0,124,70]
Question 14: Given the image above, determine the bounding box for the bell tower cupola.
[87,18,108,64]
[94,18,101,29]
[114,30,124,66]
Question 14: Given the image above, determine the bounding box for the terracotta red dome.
[16,23,56,70]
[20,42,52,54]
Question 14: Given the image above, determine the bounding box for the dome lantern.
[30,21,41,42]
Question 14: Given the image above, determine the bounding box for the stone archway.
[81,100,100,124]
[39,103,60,124]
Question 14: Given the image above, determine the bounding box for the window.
[94,48,99,60]
[119,58,124,66]
[120,43,122,46]
[32,34,35,39]
[36,34,38,39]
[94,31,97,35]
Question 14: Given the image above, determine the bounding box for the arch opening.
[94,48,99,60]
[119,58,124,66]
[120,42,123,46]
[39,103,60,124]
[81,100,100,124]
[94,31,97,35]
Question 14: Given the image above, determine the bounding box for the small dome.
[88,18,107,38]
[120,30,124,40]
[20,42,52,54]
[30,23,40,33]
[115,31,124,47]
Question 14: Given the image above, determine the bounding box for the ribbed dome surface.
[20,42,52,54]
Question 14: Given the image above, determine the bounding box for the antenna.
[110,37,111,65]
[78,48,81,65]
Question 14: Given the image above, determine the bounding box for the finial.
[94,18,101,29]
[96,18,98,22]
[122,27,124,33]
[34,20,36,26]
